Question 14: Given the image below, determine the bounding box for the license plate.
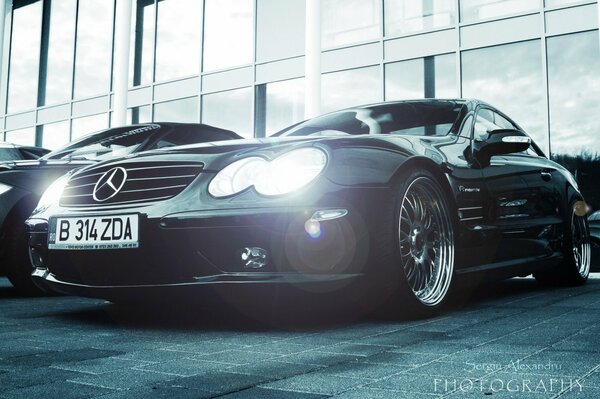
[48,214,139,250]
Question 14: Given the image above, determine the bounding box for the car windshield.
[0,146,22,161]
[42,123,241,161]
[275,101,466,137]
[43,125,161,161]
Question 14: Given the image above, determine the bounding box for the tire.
[379,169,456,317]
[4,220,45,296]
[535,204,591,286]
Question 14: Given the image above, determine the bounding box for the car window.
[150,126,240,149]
[276,102,466,137]
[473,109,497,141]
[0,147,22,161]
[493,112,517,130]
[18,148,48,159]
[458,115,473,138]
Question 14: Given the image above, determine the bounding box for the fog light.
[240,247,268,269]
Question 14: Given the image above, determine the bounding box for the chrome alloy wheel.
[398,177,454,306]
[571,213,591,279]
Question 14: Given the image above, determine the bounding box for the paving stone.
[219,387,328,398]
[259,371,364,395]
[363,351,446,367]
[0,380,114,399]
[190,349,283,365]
[0,367,84,392]
[332,387,442,398]
[134,358,231,377]
[365,372,451,395]
[276,350,360,366]
[52,357,152,375]
[319,361,410,380]
[162,371,272,393]
[225,359,325,379]
[68,368,177,390]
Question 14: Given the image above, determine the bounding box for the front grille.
[60,161,204,207]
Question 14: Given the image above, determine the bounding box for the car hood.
[67,133,453,180]
[0,158,93,171]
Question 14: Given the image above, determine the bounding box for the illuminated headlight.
[33,174,70,213]
[0,182,11,195]
[208,148,327,198]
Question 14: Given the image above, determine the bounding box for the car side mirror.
[472,128,531,167]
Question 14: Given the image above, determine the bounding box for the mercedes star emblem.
[92,167,128,202]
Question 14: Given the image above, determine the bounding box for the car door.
[476,107,560,264]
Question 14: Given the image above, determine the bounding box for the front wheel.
[380,170,455,316]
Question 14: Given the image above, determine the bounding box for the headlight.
[0,182,11,195]
[208,148,327,198]
[33,174,70,214]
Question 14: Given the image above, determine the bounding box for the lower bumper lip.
[32,268,363,290]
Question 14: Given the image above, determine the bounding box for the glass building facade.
[0,0,599,203]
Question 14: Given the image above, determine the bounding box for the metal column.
[304,0,321,119]
[112,0,133,127]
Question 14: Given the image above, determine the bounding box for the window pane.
[203,0,253,71]
[155,0,201,81]
[256,0,305,62]
[547,31,600,207]
[5,127,36,146]
[44,0,76,105]
[322,67,381,113]
[42,120,70,150]
[461,40,546,152]
[460,0,539,22]
[202,88,253,137]
[322,0,381,48]
[72,113,109,140]
[74,0,114,99]
[434,54,457,98]
[130,0,155,86]
[266,78,305,135]
[154,97,198,123]
[7,1,42,113]
[386,59,424,100]
[545,0,585,7]
[129,105,152,124]
[548,32,600,156]
[385,54,456,100]
[385,0,455,36]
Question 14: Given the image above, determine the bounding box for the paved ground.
[1,276,600,398]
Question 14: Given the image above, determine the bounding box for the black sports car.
[26,100,592,314]
[0,142,50,161]
[1,123,240,294]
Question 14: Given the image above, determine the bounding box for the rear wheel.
[380,170,455,316]
[535,205,590,286]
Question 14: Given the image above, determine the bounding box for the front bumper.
[27,206,375,298]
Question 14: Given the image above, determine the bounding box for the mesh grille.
[60,161,203,207]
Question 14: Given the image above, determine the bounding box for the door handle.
[540,171,552,181]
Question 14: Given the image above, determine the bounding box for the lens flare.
[304,220,321,239]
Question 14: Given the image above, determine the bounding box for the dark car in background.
[26,99,592,316]
[0,142,50,161]
[0,123,241,294]
[590,210,600,272]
